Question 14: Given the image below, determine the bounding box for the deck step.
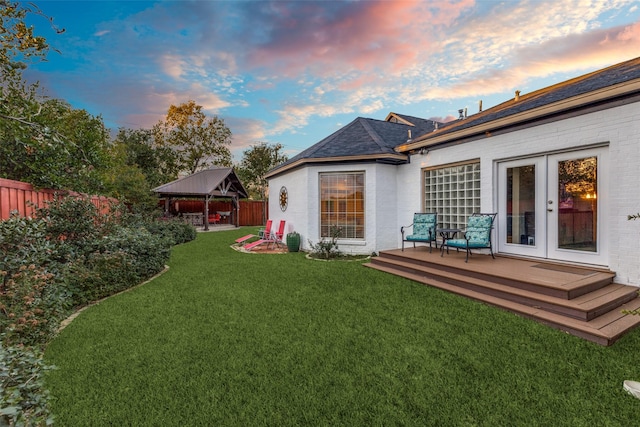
[365,248,640,346]
[380,250,614,299]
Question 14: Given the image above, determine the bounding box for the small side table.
[440,228,461,256]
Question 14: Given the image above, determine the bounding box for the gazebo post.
[233,195,239,227]
[204,195,210,231]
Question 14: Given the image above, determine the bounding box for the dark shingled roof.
[410,56,640,145]
[152,167,248,198]
[389,113,441,133]
[267,116,438,176]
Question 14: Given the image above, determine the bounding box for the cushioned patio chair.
[401,212,438,252]
[441,213,497,262]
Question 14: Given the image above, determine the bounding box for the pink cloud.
[420,19,640,101]
[245,0,474,78]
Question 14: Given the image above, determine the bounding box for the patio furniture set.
[401,212,497,262]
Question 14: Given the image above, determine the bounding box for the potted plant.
[286,231,300,252]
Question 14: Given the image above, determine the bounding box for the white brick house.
[266,57,640,286]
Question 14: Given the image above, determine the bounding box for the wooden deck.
[365,247,640,346]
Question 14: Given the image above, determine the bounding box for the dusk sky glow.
[25,0,640,160]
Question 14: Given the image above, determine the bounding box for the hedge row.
[0,197,196,426]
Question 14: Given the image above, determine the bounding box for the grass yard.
[45,228,640,426]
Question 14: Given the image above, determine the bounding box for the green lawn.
[45,228,640,426]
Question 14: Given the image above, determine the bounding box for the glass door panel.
[547,148,608,265]
[507,165,536,246]
[556,156,597,252]
[498,157,546,258]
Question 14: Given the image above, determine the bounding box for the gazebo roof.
[152,167,248,199]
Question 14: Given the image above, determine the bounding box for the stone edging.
[305,253,371,262]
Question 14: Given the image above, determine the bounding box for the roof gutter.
[396,78,640,153]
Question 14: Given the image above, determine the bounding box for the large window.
[424,162,481,230]
[320,172,365,239]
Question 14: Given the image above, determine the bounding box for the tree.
[103,128,184,213]
[0,98,112,193]
[236,142,288,223]
[112,128,177,188]
[236,142,288,200]
[0,2,102,191]
[0,1,56,79]
[152,100,232,175]
[0,1,62,128]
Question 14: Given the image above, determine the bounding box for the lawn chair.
[258,219,273,239]
[401,212,438,252]
[441,213,497,262]
[241,220,272,251]
[269,220,286,248]
[208,213,221,225]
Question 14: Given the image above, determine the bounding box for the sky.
[23,0,640,161]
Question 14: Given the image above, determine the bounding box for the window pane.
[320,172,365,239]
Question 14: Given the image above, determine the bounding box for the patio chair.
[207,213,221,225]
[265,220,286,248]
[401,212,438,252]
[441,213,497,262]
[258,219,273,239]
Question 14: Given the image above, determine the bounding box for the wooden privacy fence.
[168,199,268,226]
[0,177,118,220]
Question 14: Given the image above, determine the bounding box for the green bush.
[308,225,343,259]
[0,340,55,427]
[35,196,107,261]
[96,226,170,281]
[0,196,189,424]
[0,266,65,348]
[0,213,60,276]
[62,251,137,307]
[144,218,197,245]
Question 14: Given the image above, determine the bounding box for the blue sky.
[24,0,640,161]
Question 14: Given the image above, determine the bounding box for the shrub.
[0,213,60,277]
[62,251,136,307]
[0,340,55,427]
[62,227,170,307]
[308,225,343,259]
[96,226,170,281]
[0,266,65,347]
[0,196,185,424]
[142,218,197,245]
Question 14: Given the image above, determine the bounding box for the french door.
[498,147,608,265]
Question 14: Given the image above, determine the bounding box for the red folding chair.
[268,220,286,248]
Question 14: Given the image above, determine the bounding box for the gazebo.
[153,167,248,231]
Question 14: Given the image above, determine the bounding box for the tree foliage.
[0,98,111,193]
[0,1,57,81]
[104,128,180,212]
[236,142,288,200]
[0,2,115,193]
[153,100,232,175]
